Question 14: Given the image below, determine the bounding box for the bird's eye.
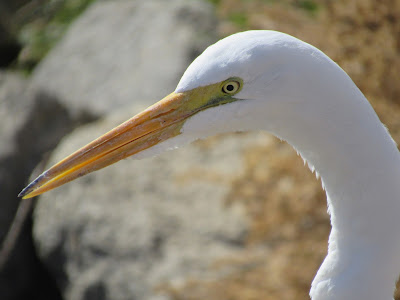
[222,81,240,94]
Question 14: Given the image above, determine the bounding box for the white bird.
[19,30,400,300]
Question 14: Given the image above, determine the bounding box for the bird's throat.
[284,97,400,300]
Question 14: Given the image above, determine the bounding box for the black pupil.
[226,84,234,92]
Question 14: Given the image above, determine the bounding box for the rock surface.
[32,106,277,300]
[31,0,217,120]
[0,71,72,247]
[29,0,252,299]
[0,71,70,299]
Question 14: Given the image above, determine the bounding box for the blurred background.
[1,0,399,299]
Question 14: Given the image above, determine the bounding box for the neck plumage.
[276,74,400,299]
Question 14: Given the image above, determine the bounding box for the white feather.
[139,30,400,300]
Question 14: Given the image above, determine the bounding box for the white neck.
[181,74,400,299]
[176,35,400,299]
[305,104,399,300]
[269,75,400,299]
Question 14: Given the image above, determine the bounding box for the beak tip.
[18,187,31,199]
[18,173,45,199]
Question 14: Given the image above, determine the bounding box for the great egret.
[19,31,400,300]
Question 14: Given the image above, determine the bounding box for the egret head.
[175,30,335,141]
[19,30,335,199]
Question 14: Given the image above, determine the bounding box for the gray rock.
[29,1,235,298]
[33,105,277,300]
[31,0,217,120]
[0,71,72,299]
[0,71,72,243]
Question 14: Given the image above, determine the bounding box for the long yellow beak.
[19,78,242,199]
[19,92,192,199]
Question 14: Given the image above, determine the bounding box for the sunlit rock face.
[0,71,71,300]
[33,105,260,300]
[31,0,217,120]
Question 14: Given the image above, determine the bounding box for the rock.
[29,1,232,299]
[0,71,69,243]
[31,0,217,120]
[33,105,278,300]
[0,71,71,299]
[0,72,74,240]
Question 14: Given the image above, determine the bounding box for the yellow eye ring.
[222,81,240,94]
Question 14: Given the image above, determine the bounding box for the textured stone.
[0,71,70,300]
[0,71,73,243]
[31,0,217,120]
[33,104,278,300]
